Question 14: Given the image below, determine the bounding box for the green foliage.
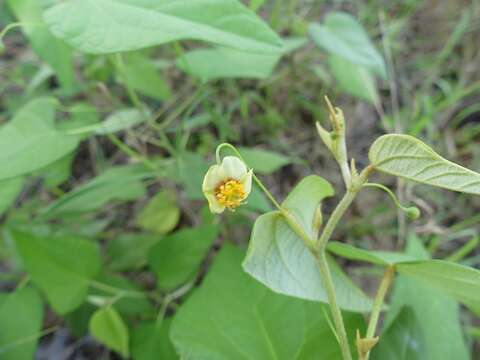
[89,306,129,357]
[148,225,218,289]
[11,229,101,314]
[0,98,79,181]
[369,134,480,194]
[171,245,366,359]
[0,287,44,360]
[243,176,374,311]
[136,190,180,234]
[43,0,283,54]
[131,319,177,360]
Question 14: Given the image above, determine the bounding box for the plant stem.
[314,251,353,360]
[365,265,395,360]
[316,189,357,253]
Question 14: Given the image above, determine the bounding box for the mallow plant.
[203,98,480,360]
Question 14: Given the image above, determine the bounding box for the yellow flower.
[202,156,253,213]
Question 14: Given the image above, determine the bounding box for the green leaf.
[42,164,151,218]
[148,225,218,290]
[327,241,416,265]
[396,259,480,309]
[44,0,283,54]
[7,0,75,88]
[239,147,291,174]
[0,177,25,216]
[11,229,101,314]
[382,236,469,360]
[136,191,180,234]
[177,37,304,82]
[121,52,171,100]
[0,287,44,360]
[369,134,480,194]
[89,306,129,357]
[131,319,178,360]
[371,307,427,360]
[169,152,209,200]
[171,245,366,359]
[107,233,160,271]
[95,108,146,135]
[243,176,374,312]
[309,12,386,78]
[0,98,79,181]
[36,153,75,188]
[328,55,379,104]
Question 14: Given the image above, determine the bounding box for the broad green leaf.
[243,176,374,312]
[0,177,25,216]
[382,236,469,360]
[396,259,480,309]
[136,191,180,234]
[328,55,379,104]
[245,185,272,212]
[44,0,283,54]
[11,229,101,314]
[171,245,366,359]
[121,52,171,100]
[239,147,291,174]
[36,153,75,188]
[177,38,305,82]
[131,319,177,360]
[0,287,44,360]
[107,233,160,271]
[327,241,416,265]
[42,164,151,218]
[148,225,218,289]
[309,12,386,78]
[0,98,79,181]
[369,134,480,194]
[89,307,129,357]
[7,0,75,88]
[95,108,146,135]
[169,152,209,200]
[371,307,427,360]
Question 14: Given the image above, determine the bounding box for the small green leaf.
[327,241,416,265]
[42,164,151,218]
[107,233,160,271]
[0,287,44,360]
[131,319,178,360]
[95,108,146,135]
[11,229,101,314]
[309,12,386,78]
[0,98,79,181]
[239,147,291,174]
[371,307,427,360]
[369,134,480,194]
[328,55,379,104]
[121,52,171,100]
[89,307,129,357]
[44,0,283,54]
[136,191,180,234]
[171,245,365,358]
[148,225,218,290]
[243,176,373,311]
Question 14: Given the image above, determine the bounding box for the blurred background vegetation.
[0,0,479,358]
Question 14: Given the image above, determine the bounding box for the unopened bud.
[312,204,323,235]
[405,206,420,220]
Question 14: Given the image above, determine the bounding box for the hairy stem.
[365,266,396,359]
[314,251,353,360]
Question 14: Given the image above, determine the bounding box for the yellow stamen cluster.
[215,179,245,210]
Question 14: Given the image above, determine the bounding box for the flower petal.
[202,164,226,192]
[221,156,247,180]
[240,169,253,198]
[204,192,226,214]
